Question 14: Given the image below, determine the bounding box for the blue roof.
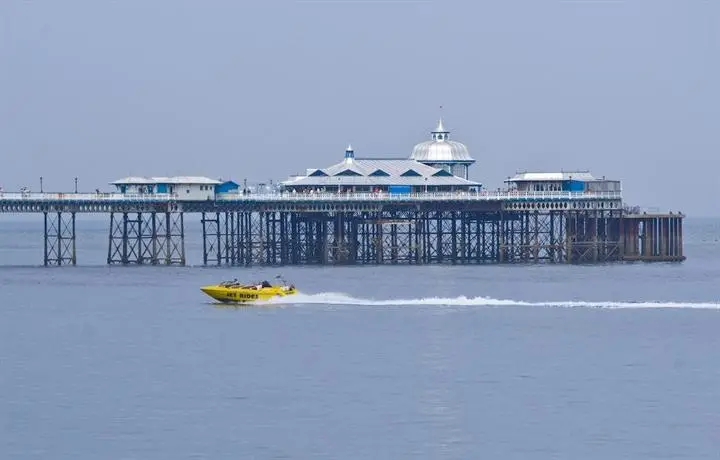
[216,180,240,193]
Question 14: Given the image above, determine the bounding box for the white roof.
[410,140,473,162]
[110,176,222,185]
[281,158,480,188]
[505,171,596,182]
[410,119,474,162]
[150,176,222,185]
[281,175,477,187]
[109,176,156,185]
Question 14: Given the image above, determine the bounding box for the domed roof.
[410,119,474,163]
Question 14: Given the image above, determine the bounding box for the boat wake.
[263,292,720,309]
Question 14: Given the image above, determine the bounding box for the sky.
[0,0,718,216]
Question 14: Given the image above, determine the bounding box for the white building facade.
[110,176,222,200]
[505,171,622,193]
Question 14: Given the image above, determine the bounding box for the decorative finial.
[432,104,448,134]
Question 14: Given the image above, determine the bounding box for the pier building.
[505,171,622,193]
[0,118,685,267]
[280,144,480,194]
[111,176,239,200]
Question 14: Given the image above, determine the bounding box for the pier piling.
[195,206,685,266]
[43,211,76,266]
[620,213,685,262]
[0,191,686,266]
[107,211,185,265]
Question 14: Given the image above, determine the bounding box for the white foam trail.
[264,292,720,309]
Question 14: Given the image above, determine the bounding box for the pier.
[0,189,685,266]
[0,121,687,267]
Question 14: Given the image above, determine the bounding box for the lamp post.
[74,177,78,193]
[40,176,43,193]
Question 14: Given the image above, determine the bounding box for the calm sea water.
[1,215,719,459]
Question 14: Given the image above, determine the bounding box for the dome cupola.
[410,119,475,179]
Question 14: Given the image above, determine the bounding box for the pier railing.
[0,192,176,201]
[217,190,623,202]
[0,190,623,202]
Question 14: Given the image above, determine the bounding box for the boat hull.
[200,285,297,303]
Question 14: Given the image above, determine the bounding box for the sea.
[1,214,719,459]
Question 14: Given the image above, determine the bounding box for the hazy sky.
[1,0,718,215]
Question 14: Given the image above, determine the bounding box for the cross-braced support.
[497,211,570,263]
[565,210,622,263]
[196,205,681,266]
[202,211,245,265]
[44,211,76,266]
[107,212,185,265]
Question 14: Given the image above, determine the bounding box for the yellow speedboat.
[200,278,297,303]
